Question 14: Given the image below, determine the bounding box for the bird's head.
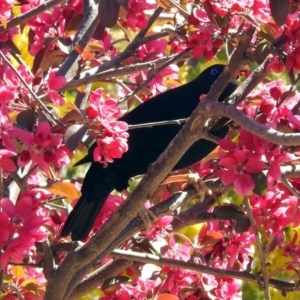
[192,64,239,103]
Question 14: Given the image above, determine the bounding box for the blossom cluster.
[0,189,50,278]
[85,88,129,164]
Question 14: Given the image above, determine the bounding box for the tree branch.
[68,259,133,299]
[205,101,300,146]
[57,0,100,79]
[0,0,66,34]
[60,52,192,91]
[112,249,299,293]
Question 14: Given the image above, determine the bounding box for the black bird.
[61,64,237,240]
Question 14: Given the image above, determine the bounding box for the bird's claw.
[138,207,157,231]
[184,173,211,202]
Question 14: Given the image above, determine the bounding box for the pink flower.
[146,215,173,241]
[219,149,265,195]
[0,149,16,172]
[0,212,14,249]
[93,136,128,163]
[164,235,192,262]
[14,122,68,172]
[187,31,217,60]
[45,70,66,106]
[121,277,161,299]
[47,70,66,90]
[0,0,14,20]
[26,6,66,55]
[265,146,294,180]
[214,278,242,300]
[0,196,47,241]
[125,0,156,31]
[250,192,296,236]
[161,268,196,295]
[0,237,33,268]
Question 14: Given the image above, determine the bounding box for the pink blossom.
[214,278,242,300]
[1,237,33,268]
[161,268,196,295]
[0,149,16,172]
[264,146,294,180]
[3,65,33,101]
[26,6,66,55]
[164,234,192,262]
[125,0,156,31]
[20,0,41,13]
[0,212,14,249]
[14,122,68,172]
[126,11,148,31]
[0,197,47,241]
[187,31,218,60]
[0,0,14,20]
[219,149,265,195]
[47,70,66,90]
[250,192,296,236]
[146,215,173,241]
[121,277,161,299]
[85,89,129,164]
[93,136,128,163]
[43,70,66,106]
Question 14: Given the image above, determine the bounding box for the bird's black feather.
[61,64,238,240]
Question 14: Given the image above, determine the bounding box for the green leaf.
[252,172,267,196]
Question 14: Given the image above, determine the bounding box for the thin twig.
[0,51,61,126]
[0,0,66,34]
[114,78,143,104]
[128,118,187,129]
[280,174,300,199]
[62,51,191,91]
[244,196,270,300]
[118,49,190,105]
[74,84,92,110]
[280,175,300,224]
[112,249,298,293]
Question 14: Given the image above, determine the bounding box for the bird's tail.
[61,163,117,241]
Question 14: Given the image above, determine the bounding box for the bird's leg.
[138,174,210,231]
[138,207,158,232]
[121,189,157,231]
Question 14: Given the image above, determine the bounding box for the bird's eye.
[211,68,219,76]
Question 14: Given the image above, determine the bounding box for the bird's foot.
[162,172,211,202]
[138,207,157,232]
[183,173,211,202]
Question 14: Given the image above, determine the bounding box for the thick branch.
[205,101,300,146]
[68,259,133,299]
